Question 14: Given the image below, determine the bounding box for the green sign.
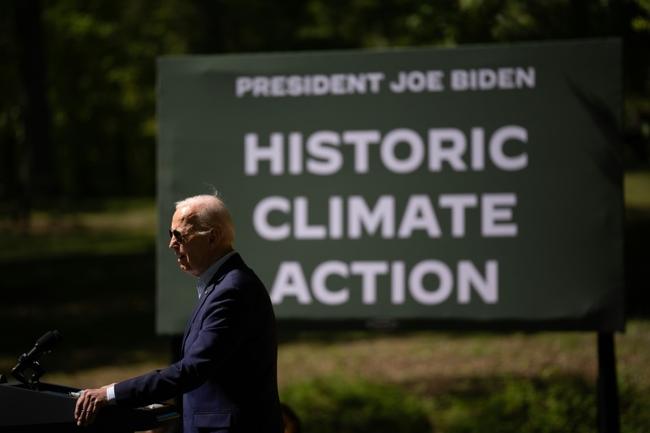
[156,39,624,334]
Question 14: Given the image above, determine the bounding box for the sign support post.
[597,332,620,433]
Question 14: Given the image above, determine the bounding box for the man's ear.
[210,228,221,245]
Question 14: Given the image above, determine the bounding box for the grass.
[11,321,645,390]
[0,198,156,260]
[625,169,650,209]
[22,324,649,432]
[0,198,162,379]
[0,170,649,431]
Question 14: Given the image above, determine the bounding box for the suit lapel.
[181,253,244,353]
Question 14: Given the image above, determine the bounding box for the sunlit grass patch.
[625,170,650,210]
[0,198,156,260]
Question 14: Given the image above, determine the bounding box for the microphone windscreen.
[35,330,63,350]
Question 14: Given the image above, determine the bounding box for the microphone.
[23,330,62,361]
[11,330,63,384]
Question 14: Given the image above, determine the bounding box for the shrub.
[431,376,596,433]
[281,375,650,433]
[281,377,432,433]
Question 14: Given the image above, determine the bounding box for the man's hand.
[74,384,113,426]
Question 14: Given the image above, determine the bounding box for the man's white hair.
[175,194,235,247]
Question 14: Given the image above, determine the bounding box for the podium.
[0,380,178,433]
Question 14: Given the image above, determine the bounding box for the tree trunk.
[14,0,54,225]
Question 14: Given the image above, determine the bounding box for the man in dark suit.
[75,194,284,433]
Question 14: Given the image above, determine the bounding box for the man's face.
[168,206,214,277]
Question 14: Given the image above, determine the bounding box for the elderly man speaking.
[74,194,284,433]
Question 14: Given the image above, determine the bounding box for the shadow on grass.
[625,208,650,319]
[0,249,170,375]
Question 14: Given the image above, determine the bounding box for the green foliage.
[0,0,648,209]
[433,376,650,433]
[281,377,432,433]
[430,377,596,433]
[41,0,193,198]
[281,376,650,433]
[618,377,650,433]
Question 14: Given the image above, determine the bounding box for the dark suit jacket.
[114,253,283,433]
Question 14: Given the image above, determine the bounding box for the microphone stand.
[10,330,62,389]
[11,355,46,389]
